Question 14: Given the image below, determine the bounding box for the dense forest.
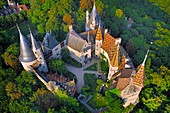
[0,0,170,112]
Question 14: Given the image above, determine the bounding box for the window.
[56,53,59,56]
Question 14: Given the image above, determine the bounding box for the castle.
[18,3,148,107]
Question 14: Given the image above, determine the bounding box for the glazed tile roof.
[101,33,116,57]
[95,28,102,41]
[133,65,145,87]
[110,44,120,67]
[133,49,149,87]
[47,74,68,83]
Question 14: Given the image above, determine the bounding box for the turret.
[17,26,36,63]
[95,24,103,57]
[17,26,37,72]
[86,2,101,30]
[133,49,150,87]
[29,28,39,52]
[29,28,48,73]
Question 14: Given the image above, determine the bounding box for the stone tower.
[85,2,100,31]
[121,49,149,107]
[17,26,38,72]
[29,29,48,73]
[95,25,102,57]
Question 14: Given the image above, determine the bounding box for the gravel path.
[65,58,99,93]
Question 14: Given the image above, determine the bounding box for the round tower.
[17,26,38,72]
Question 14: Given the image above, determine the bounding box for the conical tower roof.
[29,29,39,51]
[17,26,36,62]
[133,49,149,87]
[95,26,102,41]
[88,2,100,27]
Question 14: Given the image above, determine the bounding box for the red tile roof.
[116,78,130,91]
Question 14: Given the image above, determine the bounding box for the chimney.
[86,10,89,25]
[104,29,108,34]
[69,25,73,31]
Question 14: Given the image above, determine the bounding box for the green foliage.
[61,48,70,59]
[48,58,68,74]
[100,54,109,75]
[108,88,121,96]
[62,56,82,67]
[149,0,170,15]
[31,88,57,111]
[2,43,21,70]
[5,82,23,100]
[116,9,123,18]
[83,63,97,71]
[84,73,97,95]
[15,71,37,95]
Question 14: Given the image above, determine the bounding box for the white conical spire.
[142,49,150,66]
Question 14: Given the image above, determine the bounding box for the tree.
[80,0,94,11]
[2,43,21,70]
[0,0,7,8]
[62,13,74,25]
[48,58,68,74]
[31,88,57,111]
[61,48,70,59]
[15,71,37,95]
[5,82,23,100]
[116,9,123,18]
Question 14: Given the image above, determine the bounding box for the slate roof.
[30,30,39,50]
[42,32,59,49]
[18,27,36,62]
[87,3,100,28]
[67,30,86,52]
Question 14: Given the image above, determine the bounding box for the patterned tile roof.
[133,65,145,87]
[95,28,102,41]
[110,44,120,67]
[101,33,126,68]
[101,33,116,57]
[133,49,149,87]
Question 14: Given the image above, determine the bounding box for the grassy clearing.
[84,73,97,95]
[62,56,82,68]
[83,63,98,71]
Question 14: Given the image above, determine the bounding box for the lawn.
[62,56,82,68]
[83,63,98,71]
[83,73,97,95]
